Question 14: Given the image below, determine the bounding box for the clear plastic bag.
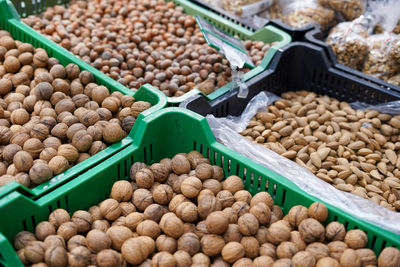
[207,91,400,234]
[326,17,371,70]
[390,38,400,64]
[281,0,336,30]
[221,0,273,17]
[318,0,365,21]
[362,34,400,81]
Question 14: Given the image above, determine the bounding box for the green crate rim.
[0,0,168,198]
[0,108,398,266]
[6,0,291,106]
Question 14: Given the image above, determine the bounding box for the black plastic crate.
[181,42,400,116]
[305,29,400,93]
[188,0,316,42]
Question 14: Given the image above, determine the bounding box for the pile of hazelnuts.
[23,0,274,97]
[12,151,400,266]
[0,32,152,188]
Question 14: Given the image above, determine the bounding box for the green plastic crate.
[0,0,168,198]
[6,0,291,105]
[0,107,398,266]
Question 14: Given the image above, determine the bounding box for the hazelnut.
[111,180,133,202]
[206,211,229,234]
[107,225,133,251]
[125,212,144,232]
[121,236,155,265]
[238,213,259,236]
[100,198,121,221]
[136,219,161,239]
[178,232,201,256]
[299,218,325,243]
[156,235,177,254]
[171,154,191,175]
[221,242,245,264]
[44,246,67,267]
[86,229,111,253]
[159,213,184,239]
[132,188,153,211]
[344,230,367,249]
[224,224,242,243]
[201,234,225,257]
[223,175,244,194]
[13,150,33,172]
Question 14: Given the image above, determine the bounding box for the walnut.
[14,231,36,250]
[91,220,110,232]
[103,123,122,144]
[356,248,377,266]
[241,236,259,259]
[43,235,65,249]
[89,206,103,221]
[35,221,56,241]
[328,241,348,261]
[176,201,198,223]
[110,180,133,202]
[24,241,46,264]
[315,257,340,267]
[306,242,329,261]
[181,176,202,198]
[253,255,274,267]
[195,163,214,180]
[135,168,154,189]
[48,155,69,175]
[232,257,253,267]
[326,222,346,241]
[216,190,235,208]
[222,207,238,224]
[72,130,93,152]
[171,154,191,175]
[137,219,161,239]
[201,234,225,256]
[290,231,306,251]
[259,243,276,259]
[308,202,328,223]
[250,202,271,225]
[276,241,299,259]
[212,165,224,181]
[234,190,252,204]
[131,101,151,117]
[255,227,268,245]
[121,236,155,265]
[106,225,133,251]
[198,193,221,219]
[143,203,166,223]
[71,210,92,233]
[67,235,86,251]
[68,246,91,266]
[156,235,177,254]
[224,224,242,243]
[202,179,222,195]
[205,211,229,234]
[44,246,67,267]
[152,184,173,205]
[168,194,188,213]
[125,212,144,232]
[221,242,245,264]
[178,232,201,256]
[238,213,259,236]
[194,220,209,239]
[132,188,153,211]
[288,205,308,228]
[99,198,121,221]
[267,221,291,245]
[96,249,121,267]
[150,163,169,182]
[231,201,250,217]
[222,175,244,194]
[159,213,184,239]
[86,229,111,253]
[292,251,315,267]
[129,162,147,180]
[167,173,186,194]
[57,222,77,241]
[174,250,192,266]
[152,251,177,267]
[299,218,325,243]
[344,230,367,249]
[377,247,400,267]
[13,150,33,172]
[340,248,362,267]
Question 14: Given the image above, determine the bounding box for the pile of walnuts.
[0,32,151,188]
[13,151,400,266]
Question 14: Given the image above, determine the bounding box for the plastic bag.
[326,17,371,70]
[390,38,400,64]
[206,91,400,234]
[221,0,273,17]
[388,73,400,86]
[362,34,400,81]
[281,0,336,30]
[318,0,365,21]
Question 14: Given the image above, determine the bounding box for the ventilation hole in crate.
[65,195,70,212]
[48,205,53,215]
[265,179,269,191]
[226,102,230,114]
[207,148,210,160]
[200,144,203,154]
[22,220,27,231]
[227,159,231,173]
[333,215,338,221]
[281,189,287,206]
[144,147,147,164]
[371,235,377,249]
[381,240,387,252]
[344,221,349,230]
[236,165,240,176]
[193,141,197,151]
[117,163,121,180]
[123,159,128,178]
[31,215,36,228]
[150,143,153,161]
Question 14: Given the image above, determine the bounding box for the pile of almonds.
[0,32,151,188]
[22,0,273,97]
[13,151,400,266]
[241,91,400,211]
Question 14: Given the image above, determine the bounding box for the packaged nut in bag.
[281,0,336,31]
[362,33,400,81]
[326,17,372,69]
[221,0,273,18]
[318,0,366,21]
